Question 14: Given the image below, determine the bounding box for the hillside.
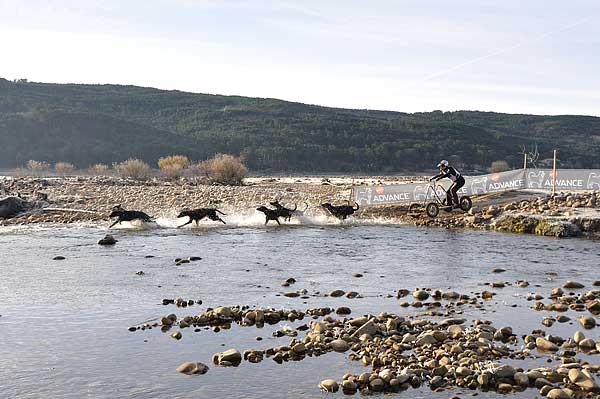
[1,78,600,172]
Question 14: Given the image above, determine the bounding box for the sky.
[1,0,599,116]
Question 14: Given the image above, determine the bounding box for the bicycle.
[408,181,472,218]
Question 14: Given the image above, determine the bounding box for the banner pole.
[552,149,557,195]
[349,177,355,202]
[523,153,527,170]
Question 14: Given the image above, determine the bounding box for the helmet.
[437,160,449,168]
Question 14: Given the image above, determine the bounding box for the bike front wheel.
[459,196,472,211]
[426,203,439,218]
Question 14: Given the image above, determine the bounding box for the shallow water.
[0,221,598,398]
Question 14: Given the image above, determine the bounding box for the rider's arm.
[430,172,448,181]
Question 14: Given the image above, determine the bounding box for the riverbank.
[365,191,600,239]
[1,176,599,239]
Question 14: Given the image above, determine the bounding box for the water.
[0,221,598,398]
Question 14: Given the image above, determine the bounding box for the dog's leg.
[217,217,226,224]
[178,218,193,228]
[109,219,120,228]
[276,218,281,225]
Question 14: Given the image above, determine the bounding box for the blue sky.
[1,0,599,115]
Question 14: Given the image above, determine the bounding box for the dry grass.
[27,160,50,173]
[198,154,247,185]
[54,162,76,175]
[87,163,109,175]
[112,158,151,179]
[157,155,190,179]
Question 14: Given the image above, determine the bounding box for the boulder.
[0,196,25,218]
[319,379,339,393]
[564,281,585,289]
[212,349,242,366]
[536,337,559,352]
[98,234,117,245]
[568,369,599,392]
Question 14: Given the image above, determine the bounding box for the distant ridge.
[1,78,599,172]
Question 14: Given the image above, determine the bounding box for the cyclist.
[430,160,465,208]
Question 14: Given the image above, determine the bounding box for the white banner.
[352,169,600,206]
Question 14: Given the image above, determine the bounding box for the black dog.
[269,200,297,221]
[321,201,360,220]
[270,200,310,221]
[109,205,154,227]
[256,206,281,225]
[177,208,226,227]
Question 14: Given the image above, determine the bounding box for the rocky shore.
[365,191,600,239]
[0,176,350,225]
[1,176,599,240]
[130,279,600,398]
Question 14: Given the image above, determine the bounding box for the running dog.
[321,201,360,220]
[109,205,154,227]
[177,208,226,227]
[256,206,281,225]
[269,200,309,221]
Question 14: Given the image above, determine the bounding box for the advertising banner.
[352,169,600,206]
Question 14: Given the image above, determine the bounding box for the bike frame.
[423,182,448,206]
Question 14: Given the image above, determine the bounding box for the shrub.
[490,160,510,173]
[157,155,190,179]
[199,154,247,185]
[112,158,151,180]
[54,162,75,175]
[87,163,109,175]
[27,160,50,173]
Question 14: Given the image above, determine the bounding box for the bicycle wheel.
[459,196,472,211]
[408,203,420,214]
[425,202,439,218]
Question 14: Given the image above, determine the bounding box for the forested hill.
[1,78,600,172]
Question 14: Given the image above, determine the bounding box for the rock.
[352,273,363,278]
[415,333,437,346]
[331,339,350,353]
[587,300,600,315]
[564,281,585,289]
[352,319,378,337]
[52,256,65,260]
[579,316,596,329]
[370,378,385,391]
[341,380,357,393]
[412,290,429,300]
[329,289,345,297]
[497,383,513,393]
[477,372,491,386]
[176,361,209,375]
[514,372,529,386]
[482,290,494,299]
[494,364,516,378]
[579,338,596,350]
[98,234,117,245]
[546,388,570,399]
[319,379,339,393]
[574,331,586,344]
[336,306,351,315]
[171,331,182,340]
[447,325,463,339]
[492,267,506,273]
[536,337,559,352]
[0,196,25,218]
[283,292,300,298]
[213,349,241,366]
[569,368,599,391]
[292,343,306,355]
[441,291,460,300]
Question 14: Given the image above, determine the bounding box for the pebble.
[98,234,117,245]
[176,361,209,375]
[329,290,345,297]
[563,281,584,289]
[52,256,65,260]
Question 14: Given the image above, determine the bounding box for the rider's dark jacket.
[432,166,462,182]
